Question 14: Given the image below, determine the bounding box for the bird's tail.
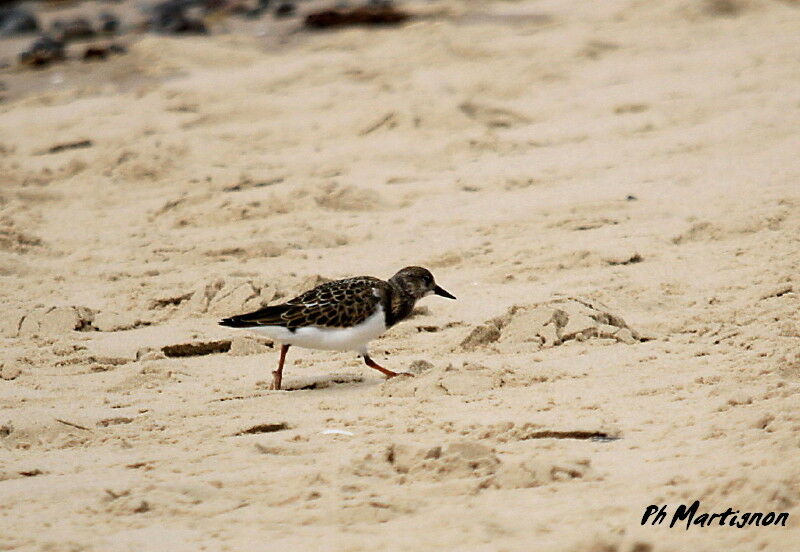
[219,304,288,328]
[218,316,257,328]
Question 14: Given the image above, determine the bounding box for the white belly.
[252,305,387,354]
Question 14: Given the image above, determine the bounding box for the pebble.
[19,35,66,68]
[150,0,208,34]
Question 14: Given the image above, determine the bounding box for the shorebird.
[219,266,455,390]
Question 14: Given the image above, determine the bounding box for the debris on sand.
[234,422,289,435]
[304,4,410,30]
[37,139,94,155]
[161,339,232,357]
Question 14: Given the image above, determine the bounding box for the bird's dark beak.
[433,285,456,300]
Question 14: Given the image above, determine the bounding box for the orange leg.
[271,344,290,390]
[363,354,400,379]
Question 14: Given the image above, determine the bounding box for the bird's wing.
[220,277,384,330]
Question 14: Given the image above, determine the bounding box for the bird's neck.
[386,282,416,327]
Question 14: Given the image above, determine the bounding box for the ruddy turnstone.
[219,266,455,390]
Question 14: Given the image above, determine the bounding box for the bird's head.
[389,266,456,301]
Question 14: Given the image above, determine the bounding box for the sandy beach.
[1,0,799,550]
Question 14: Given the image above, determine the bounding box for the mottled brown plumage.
[226,276,386,330]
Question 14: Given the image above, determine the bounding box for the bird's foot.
[387,371,415,379]
[270,370,282,391]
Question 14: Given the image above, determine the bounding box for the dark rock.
[99,12,120,34]
[304,5,409,29]
[19,35,66,68]
[149,0,208,34]
[82,43,127,62]
[162,340,231,357]
[0,7,39,37]
[82,46,107,61]
[51,17,96,42]
[273,2,295,18]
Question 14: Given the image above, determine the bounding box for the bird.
[219,266,455,390]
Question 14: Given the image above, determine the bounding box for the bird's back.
[219,276,387,330]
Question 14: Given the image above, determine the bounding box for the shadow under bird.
[219,266,456,390]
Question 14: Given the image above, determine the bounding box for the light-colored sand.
[2,1,800,550]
